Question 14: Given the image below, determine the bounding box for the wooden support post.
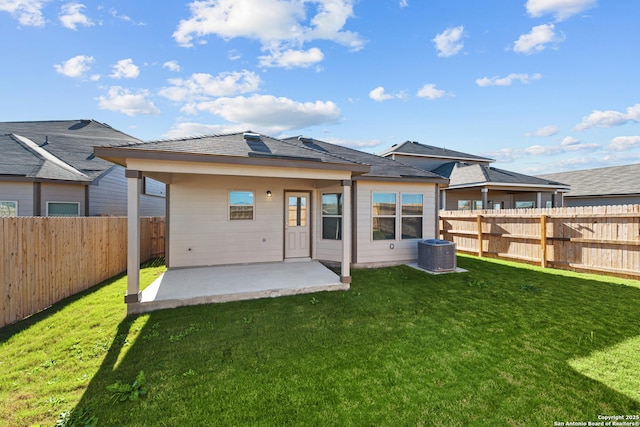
[477,215,484,257]
[540,214,547,268]
[340,180,352,284]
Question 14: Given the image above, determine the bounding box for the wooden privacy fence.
[440,205,640,279]
[1,216,165,328]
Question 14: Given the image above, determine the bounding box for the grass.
[1,255,640,426]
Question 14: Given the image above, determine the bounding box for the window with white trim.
[401,193,423,240]
[372,193,396,240]
[322,193,342,240]
[0,201,17,217]
[458,200,471,210]
[47,202,80,217]
[229,191,254,220]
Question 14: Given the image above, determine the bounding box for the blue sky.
[1,0,639,174]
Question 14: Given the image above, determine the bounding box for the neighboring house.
[94,132,448,304]
[538,163,640,207]
[0,120,165,217]
[379,141,569,210]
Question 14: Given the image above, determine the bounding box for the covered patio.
[127,261,347,314]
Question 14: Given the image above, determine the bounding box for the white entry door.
[285,192,311,259]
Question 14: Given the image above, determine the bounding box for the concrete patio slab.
[128,261,346,314]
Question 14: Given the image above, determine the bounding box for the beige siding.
[354,181,438,266]
[169,175,321,268]
[0,182,34,215]
[90,166,165,216]
[41,183,85,216]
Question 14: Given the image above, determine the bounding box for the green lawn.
[2,256,640,426]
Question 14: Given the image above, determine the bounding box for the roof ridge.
[12,133,89,178]
[279,135,368,167]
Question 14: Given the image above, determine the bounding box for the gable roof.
[0,134,91,182]
[435,161,568,190]
[538,163,640,197]
[283,136,448,183]
[379,140,494,163]
[0,120,141,181]
[95,132,371,173]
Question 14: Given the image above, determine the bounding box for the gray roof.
[538,163,640,197]
[436,161,568,189]
[283,136,448,182]
[0,120,141,181]
[379,140,494,163]
[96,132,371,173]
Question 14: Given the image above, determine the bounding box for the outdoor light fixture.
[266,190,272,198]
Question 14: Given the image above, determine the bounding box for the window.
[322,193,342,240]
[229,191,254,220]
[47,202,80,217]
[372,193,396,240]
[474,200,483,210]
[143,177,166,197]
[515,201,534,209]
[401,193,423,239]
[458,200,472,210]
[287,195,307,226]
[0,201,17,217]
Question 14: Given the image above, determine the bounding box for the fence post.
[540,214,547,268]
[477,215,484,257]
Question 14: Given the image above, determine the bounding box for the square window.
[0,201,17,217]
[229,191,254,220]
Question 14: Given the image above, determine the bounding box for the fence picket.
[0,216,165,328]
[440,204,640,280]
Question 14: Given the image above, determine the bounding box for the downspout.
[84,184,90,216]
[435,184,440,239]
[33,182,41,216]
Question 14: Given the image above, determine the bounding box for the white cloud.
[185,94,341,131]
[259,47,324,69]
[487,137,599,162]
[432,26,464,58]
[575,104,640,131]
[513,24,564,54]
[0,0,50,26]
[53,55,95,78]
[172,0,363,68]
[59,3,93,30]
[97,86,160,116]
[416,83,446,100]
[110,59,140,79]
[159,70,262,102]
[527,124,559,137]
[109,8,144,25]
[369,86,406,102]
[399,0,408,7]
[228,49,242,60]
[162,60,181,72]
[608,136,640,151]
[526,0,597,21]
[475,73,542,87]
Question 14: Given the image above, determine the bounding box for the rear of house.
[95,132,449,305]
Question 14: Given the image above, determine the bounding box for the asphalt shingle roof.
[0,120,141,181]
[283,136,447,181]
[379,140,494,163]
[104,132,365,167]
[431,161,567,188]
[538,163,640,197]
